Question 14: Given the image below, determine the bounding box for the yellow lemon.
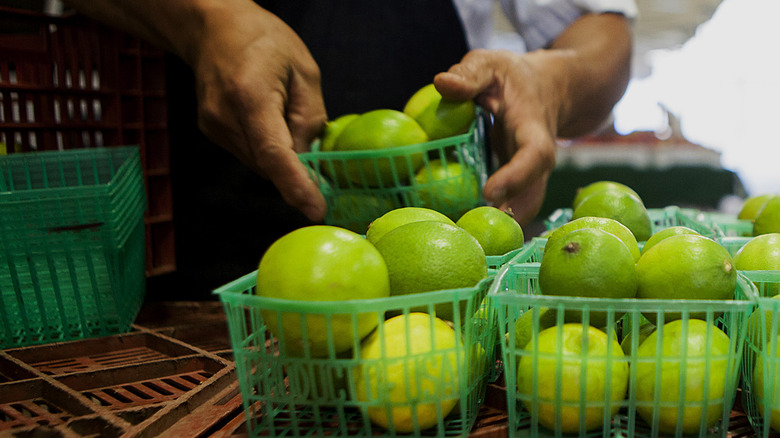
[353,313,463,433]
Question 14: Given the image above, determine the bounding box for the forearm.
[533,12,633,137]
[61,0,260,67]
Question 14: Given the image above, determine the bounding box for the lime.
[333,109,428,186]
[352,313,462,433]
[456,206,524,256]
[746,295,780,358]
[320,113,359,152]
[256,226,390,357]
[755,196,780,236]
[366,207,455,245]
[735,233,780,271]
[641,226,701,255]
[572,189,652,242]
[539,228,638,327]
[517,323,628,433]
[573,180,641,210]
[403,83,475,140]
[414,159,479,219]
[374,220,487,322]
[513,306,557,349]
[328,192,396,234]
[735,233,780,296]
[544,216,641,262]
[754,339,780,433]
[636,234,736,322]
[635,319,731,434]
[739,194,777,221]
[619,318,656,356]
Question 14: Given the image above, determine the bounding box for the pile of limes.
[738,193,780,236]
[255,204,524,433]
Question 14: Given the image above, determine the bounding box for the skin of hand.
[434,13,633,226]
[62,0,329,221]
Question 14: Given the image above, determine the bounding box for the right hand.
[188,2,328,221]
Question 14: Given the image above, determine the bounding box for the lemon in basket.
[635,319,732,434]
[331,109,428,187]
[545,216,641,262]
[413,159,479,219]
[755,196,780,236]
[572,180,641,210]
[320,113,359,152]
[403,83,475,140]
[456,206,524,257]
[753,338,780,433]
[256,226,390,357]
[366,207,454,245]
[539,227,638,326]
[373,220,487,322]
[641,226,700,255]
[735,233,780,296]
[353,312,463,433]
[739,193,777,221]
[636,234,736,322]
[517,323,628,434]
[572,188,652,242]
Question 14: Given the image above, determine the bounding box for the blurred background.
[492,0,779,217]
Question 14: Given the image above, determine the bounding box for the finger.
[249,102,327,221]
[433,50,503,102]
[483,124,555,209]
[286,64,328,153]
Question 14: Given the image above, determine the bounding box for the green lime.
[374,220,487,322]
[572,188,652,242]
[755,196,780,236]
[320,113,359,152]
[414,159,479,219]
[544,216,641,262]
[366,207,455,245]
[539,228,638,326]
[636,234,736,323]
[641,226,701,255]
[256,226,390,357]
[403,83,475,140]
[333,109,428,186]
[456,206,524,256]
[572,181,641,210]
[739,194,777,221]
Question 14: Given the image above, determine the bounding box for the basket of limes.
[215,215,501,437]
[544,180,721,242]
[488,216,757,437]
[299,84,488,234]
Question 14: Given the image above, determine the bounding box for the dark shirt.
[149,1,469,299]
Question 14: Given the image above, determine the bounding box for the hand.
[189,2,328,221]
[434,49,561,226]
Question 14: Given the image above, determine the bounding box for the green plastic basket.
[298,111,488,234]
[543,206,722,241]
[488,263,756,437]
[0,147,147,348]
[682,211,754,238]
[214,272,497,437]
[740,270,780,437]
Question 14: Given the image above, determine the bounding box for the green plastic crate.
[0,147,146,348]
[298,111,488,234]
[543,206,722,241]
[214,272,497,437]
[488,263,755,437]
[740,270,780,437]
